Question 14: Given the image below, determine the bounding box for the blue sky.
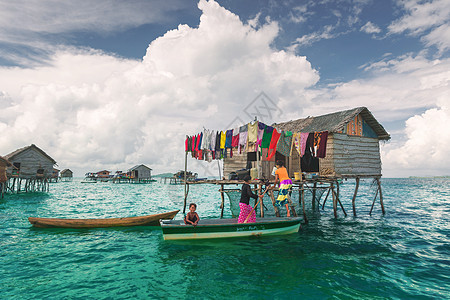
[0,0,449,177]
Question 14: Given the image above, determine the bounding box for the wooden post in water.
[352,177,360,217]
[301,184,308,223]
[183,151,188,214]
[312,181,317,210]
[331,182,337,218]
[369,182,379,215]
[269,189,280,217]
[322,187,331,210]
[377,178,385,215]
[220,183,225,218]
[258,182,264,218]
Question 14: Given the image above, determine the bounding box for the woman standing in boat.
[238,175,262,223]
[273,160,293,217]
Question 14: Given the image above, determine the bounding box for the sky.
[0,0,449,178]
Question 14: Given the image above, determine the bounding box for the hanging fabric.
[266,128,281,161]
[300,132,309,157]
[220,131,226,149]
[256,122,265,146]
[225,129,233,148]
[238,131,248,153]
[277,131,293,157]
[261,125,274,149]
[316,131,329,158]
[247,122,258,143]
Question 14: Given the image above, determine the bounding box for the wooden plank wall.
[7,149,54,178]
[223,149,247,178]
[330,133,381,176]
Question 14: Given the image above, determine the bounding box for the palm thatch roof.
[275,107,390,140]
[0,156,12,167]
[5,144,57,164]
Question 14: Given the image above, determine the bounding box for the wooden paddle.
[243,185,271,223]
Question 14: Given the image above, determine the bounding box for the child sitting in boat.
[184,203,200,226]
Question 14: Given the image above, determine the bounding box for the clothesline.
[185,121,328,162]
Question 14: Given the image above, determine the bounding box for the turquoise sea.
[1,178,449,299]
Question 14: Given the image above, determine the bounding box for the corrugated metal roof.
[274,107,390,140]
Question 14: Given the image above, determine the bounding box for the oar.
[243,185,271,223]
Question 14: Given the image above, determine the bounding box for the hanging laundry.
[197,133,202,151]
[201,129,208,149]
[247,122,258,143]
[316,131,328,158]
[210,130,216,151]
[225,129,233,148]
[256,122,265,146]
[261,125,274,149]
[220,131,226,149]
[277,131,293,157]
[238,131,248,153]
[266,128,281,160]
[231,133,239,148]
[300,132,309,157]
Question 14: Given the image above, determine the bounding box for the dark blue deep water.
[1,178,449,299]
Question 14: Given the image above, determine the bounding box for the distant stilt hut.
[60,169,73,182]
[4,144,57,193]
[0,156,12,198]
[49,168,60,183]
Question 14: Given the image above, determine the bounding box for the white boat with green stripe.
[160,217,301,240]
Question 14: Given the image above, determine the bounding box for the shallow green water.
[1,178,449,299]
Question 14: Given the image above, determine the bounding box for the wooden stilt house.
[60,169,73,182]
[223,107,390,179]
[0,156,12,198]
[4,144,57,193]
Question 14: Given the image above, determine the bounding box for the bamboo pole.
[258,182,264,217]
[352,177,360,217]
[183,151,188,214]
[333,187,347,217]
[377,178,385,215]
[220,183,225,218]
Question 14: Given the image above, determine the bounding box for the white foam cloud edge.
[0,0,449,177]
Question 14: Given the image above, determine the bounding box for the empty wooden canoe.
[28,210,179,228]
[160,217,301,240]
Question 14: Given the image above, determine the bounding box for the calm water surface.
[1,178,449,299]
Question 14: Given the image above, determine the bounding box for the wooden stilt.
[352,177,360,217]
[286,193,298,217]
[312,181,317,210]
[331,182,337,218]
[301,184,308,224]
[322,188,331,210]
[333,188,347,216]
[377,178,385,215]
[369,183,379,215]
[268,190,280,217]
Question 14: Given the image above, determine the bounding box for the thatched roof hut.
[224,107,390,179]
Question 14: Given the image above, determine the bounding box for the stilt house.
[0,156,12,198]
[5,144,57,179]
[128,165,152,181]
[223,107,390,179]
[60,169,73,181]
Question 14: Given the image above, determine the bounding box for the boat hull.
[160,217,301,240]
[28,210,179,228]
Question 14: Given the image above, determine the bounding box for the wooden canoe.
[160,217,301,240]
[28,210,179,228]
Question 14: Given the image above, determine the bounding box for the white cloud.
[388,0,450,53]
[0,0,319,176]
[382,100,450,176]
[360,21,381,34]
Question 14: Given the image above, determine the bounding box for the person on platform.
[238,175,262,223]
[184,203,200,226]
[273,160,293,217]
